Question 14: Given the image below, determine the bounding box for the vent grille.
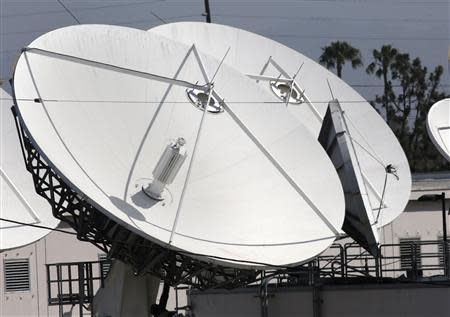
[438,238,449,267]
[4,259,30,292]
[98,254,111,278]
[399,238,422,270]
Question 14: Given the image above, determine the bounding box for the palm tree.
[366,45,399,123]
[319,41,363,78]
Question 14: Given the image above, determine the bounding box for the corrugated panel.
[399,238,421,270]
[4,259,30,292]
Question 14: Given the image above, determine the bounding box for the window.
[98,254,111,278]
[399,238,422,270]
[4,259,30,292]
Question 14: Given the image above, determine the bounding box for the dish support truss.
[10,105,258,290]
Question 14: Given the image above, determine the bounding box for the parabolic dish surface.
[1,87,60,250]
[150,22,412,231]
[427,99,450,162]
[13,25,346,267]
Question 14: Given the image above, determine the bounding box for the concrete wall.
[320,286,449,317]
[189,285,450,317]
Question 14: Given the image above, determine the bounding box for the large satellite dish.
[150,22,412,255]
[12,25,346,268]
[1,87,59,250]
[427,99,450,162]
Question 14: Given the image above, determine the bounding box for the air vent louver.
[4,259,30,292]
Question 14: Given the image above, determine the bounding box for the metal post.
[375,248,380,278]
[175,286,179,314]
[312,260,321,317]
[203,0,212,23]
[312,285,321,317]
[411,242,418,280]
[379,246,384,278]
[67,265,73,298]
[57,265,63,317]
[78,263,85,316]
[260,277,272,317]
[442,192,448,277]
[46,265,52,305]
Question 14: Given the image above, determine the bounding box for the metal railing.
[47,240,449,316]
[269,239,449,286]
[46,260,111,317]
[379,240,449,278]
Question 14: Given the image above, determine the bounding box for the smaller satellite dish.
[1,87,59,250]
[427,98,450,162]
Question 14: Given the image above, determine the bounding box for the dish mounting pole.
[203,0,212,23]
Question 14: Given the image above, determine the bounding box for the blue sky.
[1,0,449,101]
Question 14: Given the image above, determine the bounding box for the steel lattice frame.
[12,105,258,290]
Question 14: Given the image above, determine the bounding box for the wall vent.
[98,254,111,278]
[399,238,422,270]
[4,259,30,292]
[438,237,449,267]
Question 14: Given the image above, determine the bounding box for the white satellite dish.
[1,87,59,250]
[150,22,412,255]
[12,25,346,267]
[427,98,450,162]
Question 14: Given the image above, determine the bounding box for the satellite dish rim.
[427,98,450,162]
[1,86,60,251]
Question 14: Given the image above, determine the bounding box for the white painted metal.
[318,100,379,255]
[150,22,412,232]
[13,25,345,267]
[144,138,187,200]
[427,99,450,162]
[0,87,59,250]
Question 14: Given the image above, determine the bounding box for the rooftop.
[410,171,450,200]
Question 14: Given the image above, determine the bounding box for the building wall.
[319,198,450,278]
[0,223,101,317]
[187,285,450,317]
[387,199,448,244]
[381,199,448,276]
[320,286,449,317]
[0,221,184,317]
